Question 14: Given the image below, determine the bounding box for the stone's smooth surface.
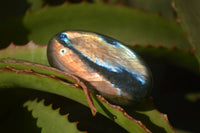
[47,30,152,105]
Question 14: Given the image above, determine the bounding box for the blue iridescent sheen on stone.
[47,30,152,105]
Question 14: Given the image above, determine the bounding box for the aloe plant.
[0,0,199,133]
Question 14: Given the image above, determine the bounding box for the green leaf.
[173,0,200,65]
[24,99,83,133]
[132,45,199,73]
[0,42,48,65]
[95,95,176,133]
[103,0,176,20]
[0,59,76,84]
[128,0,175,19]
[27,0,45,11]
[0,3,191,50]
[0,65,148,132]
[0,60,176,132]
[134,100,174,133]
[0,37,178,133]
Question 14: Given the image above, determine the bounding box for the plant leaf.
[0,42,48,65]
[0,41,177,132]
[0,62,176,132]
[101,0,176,20]
[0,66,149,132]
[134,100,174,133]
[27,0,45,11]
[0,59,76,84]
[131,45,199,73]
[24,99,83,133]
[0,3,191,50]
[173,0,200,65]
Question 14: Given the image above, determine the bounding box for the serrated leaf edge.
[23,98,86,133]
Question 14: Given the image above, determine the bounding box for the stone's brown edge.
[96,95,151,133]
[147,98,176,132]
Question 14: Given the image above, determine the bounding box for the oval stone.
[47,30,152,105]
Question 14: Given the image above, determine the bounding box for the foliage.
[0,0,199,133]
